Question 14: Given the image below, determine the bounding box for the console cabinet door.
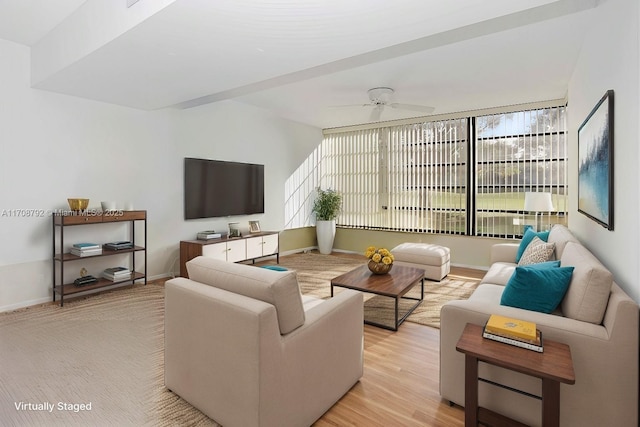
[226,239,247,263]
[262,234,279,256]
[245,236,263,260]
[202,242,227,261]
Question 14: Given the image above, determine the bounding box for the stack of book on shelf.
[197,230,222,240]
[71,243,102,257]
[102,267,131,282]
[483,314,544,353]
[103,241,133,251]
[74,275,98,286]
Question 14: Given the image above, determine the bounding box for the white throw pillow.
[517,236,556,266]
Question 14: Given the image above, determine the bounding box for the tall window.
[474,107,567,237]
[386,119,468,234]
[294,103,568,238]
[323,119,467,234]
[323,129,385,229]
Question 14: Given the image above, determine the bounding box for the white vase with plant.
[312,188,342,254]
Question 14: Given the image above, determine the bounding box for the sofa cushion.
[548,224,580,259]
[480,262,516,286]
[560,241,613,324]
[186,256,305,334]
[501,265,574,313]
[516,227,550,263]
[517,237,555,266]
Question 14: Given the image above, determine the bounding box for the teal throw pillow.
[500,265,574,314]
[525,260,560,269]
[260,265,288,272]
[516,227,551,263]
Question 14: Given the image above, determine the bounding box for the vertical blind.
[387,119,468,234]
[474,106,567,237]
[323,129,385,229]
[321,118,467,234]
[310,104,567,238]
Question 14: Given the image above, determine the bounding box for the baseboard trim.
[0,296,52,313]
[453,262,489,271]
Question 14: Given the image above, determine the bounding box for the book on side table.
[483,314,544,352]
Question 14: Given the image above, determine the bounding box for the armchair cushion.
[186,256,305,334]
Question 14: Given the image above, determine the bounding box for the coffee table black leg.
[335,277,424,331]
[395,298,399,331]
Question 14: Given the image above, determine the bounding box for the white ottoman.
[392,243,450,281]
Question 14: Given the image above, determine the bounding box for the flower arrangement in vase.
[364,246,395,275]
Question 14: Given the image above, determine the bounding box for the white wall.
[0,38,322,311]
[567,0,640,302]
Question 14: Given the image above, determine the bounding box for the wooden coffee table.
[331,264,425,331]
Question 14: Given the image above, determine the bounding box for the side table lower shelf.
[53,272,146,306]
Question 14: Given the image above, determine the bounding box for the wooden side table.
[456,323,575,427]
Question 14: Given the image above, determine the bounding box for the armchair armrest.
[276,289,364,421]
[283,289,363,365]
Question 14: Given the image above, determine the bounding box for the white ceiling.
[0,0,88,46]
[0,0,596,129]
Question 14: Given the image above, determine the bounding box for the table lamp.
[524,192,554,231]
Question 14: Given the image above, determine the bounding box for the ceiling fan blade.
[327,103,373,109]
[370,105,384,121]
[390,103,435,114]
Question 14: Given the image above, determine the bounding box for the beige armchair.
[164,256,364,427]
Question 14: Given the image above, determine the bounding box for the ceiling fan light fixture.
[328,87,434,122]
[367,87,394,104]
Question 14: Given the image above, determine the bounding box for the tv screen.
[184,158,264,219]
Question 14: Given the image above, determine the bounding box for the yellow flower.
[364,246,394,264]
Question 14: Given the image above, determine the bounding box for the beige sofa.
[164,256,363,427]
[440,225,639,426]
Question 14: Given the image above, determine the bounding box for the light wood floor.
[315,266,485,427]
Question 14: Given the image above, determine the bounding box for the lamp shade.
[524,192,554,212]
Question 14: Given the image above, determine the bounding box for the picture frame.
[249,220,261,233]
[578,89,614,230]
[228,222,241,238]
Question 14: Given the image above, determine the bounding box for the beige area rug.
[261,252,480,329]
[0,283,218,427]
[0,254,478,426]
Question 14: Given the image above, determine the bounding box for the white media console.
[179,231,279,277]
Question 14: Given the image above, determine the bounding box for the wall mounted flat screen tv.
[184,157,264,219]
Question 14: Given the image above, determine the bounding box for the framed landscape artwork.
[578,90,614,230]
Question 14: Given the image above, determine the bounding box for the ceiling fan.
[332,87,435,122]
